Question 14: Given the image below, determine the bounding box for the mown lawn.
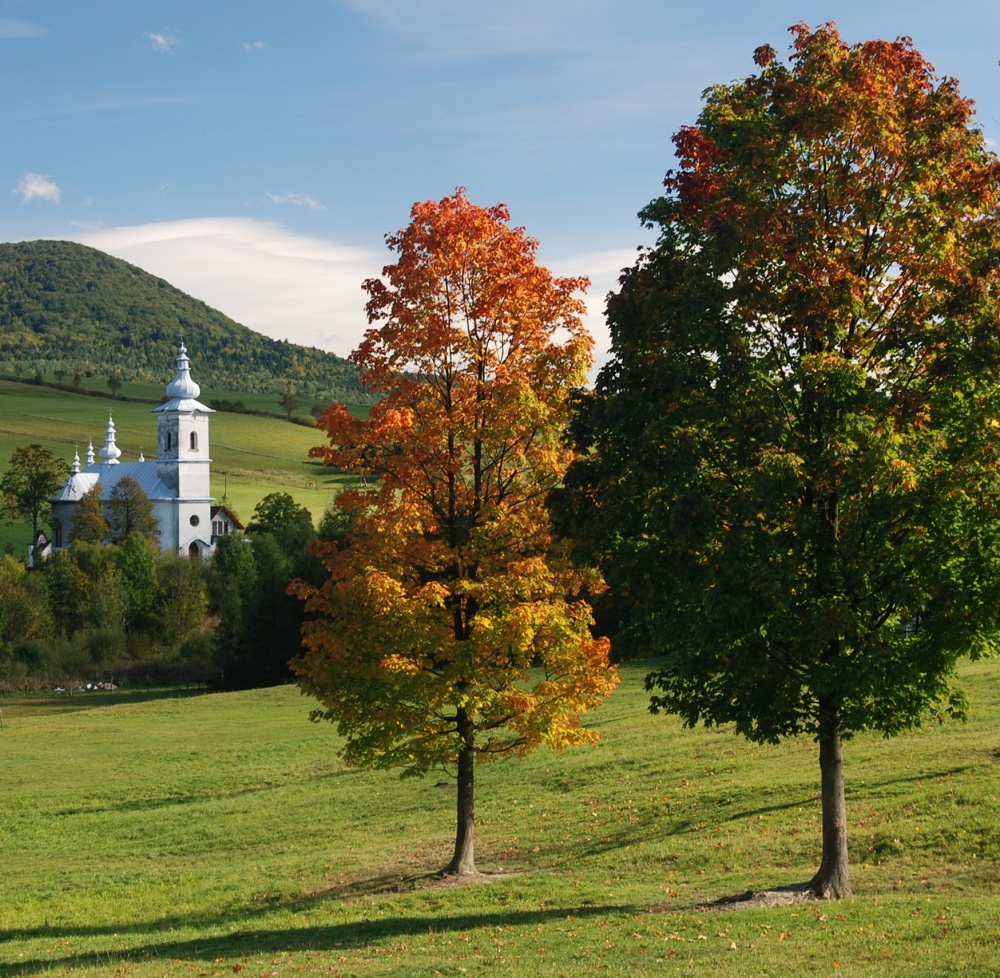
[1,660,998,976]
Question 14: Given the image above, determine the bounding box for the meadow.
[1,660,998,977]
[0,377,358,553]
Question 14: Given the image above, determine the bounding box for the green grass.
[0,378,360,549]
[1,660,999,976]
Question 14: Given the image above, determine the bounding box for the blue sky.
[2,1,999,367]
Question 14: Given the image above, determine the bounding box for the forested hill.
[0,240,373,403]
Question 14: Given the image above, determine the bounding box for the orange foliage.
[294,189,618,781]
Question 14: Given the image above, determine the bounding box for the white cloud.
[146,31,180,52]
[265,191,325,211]
[241,40,266,53]
[0,18,45,38]
[549,247,636,373]
[73,218,381,357]
[64,217,625,376]
[15,172,61,204]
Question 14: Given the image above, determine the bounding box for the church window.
[190,432,198,451]
[166,431,172,451]
[190,514,200,526]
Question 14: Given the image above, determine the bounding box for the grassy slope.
[0,378,357,550]
[1,660,998,977]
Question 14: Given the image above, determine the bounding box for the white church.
[50,343,216,558]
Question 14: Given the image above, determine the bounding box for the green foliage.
[561,25,1000,898]
[116,532,160,633]
[209,510,314,689]
[155,555,208,647]
[247,491,313,539]
[246,491,317,575]
[0,240,373,403]
[68,483,109,544]
[0,442,69,533]
[278,391,299,418]
[0,553,51,650]
[106,475,159,543]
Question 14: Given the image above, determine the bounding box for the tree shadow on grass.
[0,863,557,947]
[0,902,641,977]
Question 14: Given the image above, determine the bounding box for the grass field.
[1,660,998,977]
[0,378,360,553]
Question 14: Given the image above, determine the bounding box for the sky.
[2,1,1000,370]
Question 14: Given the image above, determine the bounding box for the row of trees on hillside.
[293,24,1000,901]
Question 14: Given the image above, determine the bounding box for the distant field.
[0,378,363,551]
[1,660,999,976]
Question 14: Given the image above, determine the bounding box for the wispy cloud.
[146,31,180,53]
[265,191,325,211]
[241,40,267,53]
[73,218,380,356]
[68,217,632,371]
[0,18,46,38]
[14,172,61,204]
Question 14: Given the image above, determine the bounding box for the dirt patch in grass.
[305,865,520,904]
[426,869,520,889]
[700,882,819,911]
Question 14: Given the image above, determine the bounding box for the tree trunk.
[445,709,477,875]
[810,705,851,898]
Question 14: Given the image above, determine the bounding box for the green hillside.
[0,240,372,403]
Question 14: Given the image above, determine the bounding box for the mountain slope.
[0,240,371,403]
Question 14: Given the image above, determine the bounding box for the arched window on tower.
[190,431,198,451]
[166,431,172,452]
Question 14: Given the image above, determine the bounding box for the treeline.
[0,240,375,404]
[0,492,344,693]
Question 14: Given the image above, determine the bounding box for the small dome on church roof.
[154,343,214,416]
[165,342,201,400]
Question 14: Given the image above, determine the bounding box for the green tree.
[242,534,304,687]
[155,555,208,646]
[107,476,159,543]
[115,532,160,634]
[279,392,299,419]
[208,533,258,685]
[106,374,122,397]
[0,554,52,653]
[42,549,93,637]
[69,483,110,544]
[246,491,314,557]
[212,499,316,689]
[0,444,69,535]
[561,25,1000,899]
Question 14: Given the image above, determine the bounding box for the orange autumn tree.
[293,189,619,876]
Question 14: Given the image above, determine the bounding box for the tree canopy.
[294,189,618,876]
[0,444,69,535]
[107,476,159,543]
[561,24,1000,898]
[69,483,110,545]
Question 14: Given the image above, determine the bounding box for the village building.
[50,343,216,557]
[210,504,244,541]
